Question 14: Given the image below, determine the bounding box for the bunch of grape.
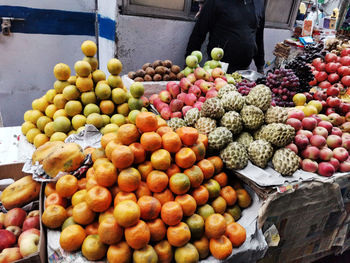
[256,76,267,85]
[286,56,314,93]
[266,68,300,107]
[236,79,256,96]
[303,43,325,62]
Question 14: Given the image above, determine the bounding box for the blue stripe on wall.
[0,6,116,41]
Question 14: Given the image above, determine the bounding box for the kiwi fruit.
[135,69,146,78]
[144,74,152,81]
[152,60,163,69]
[134,77,144,82]
[169,72,177,80]
[155,66,165,75]
[171,65,181,74]
[142,63,151,71]
[177,72,185,80]
[145,67,155,76]
[163,74,170,81]
[163,60,173,68]
[153,74,162,81]
[128,71,136,79]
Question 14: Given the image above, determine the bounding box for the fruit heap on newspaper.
[40,112,251,262]
[21,40,149,148]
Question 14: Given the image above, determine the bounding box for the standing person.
[186,0,265,74]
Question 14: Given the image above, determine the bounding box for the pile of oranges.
[41,111,251,262]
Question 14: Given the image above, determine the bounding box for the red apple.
[310,135,327,148]
[4,208,26,228]
[341,75,350,87]
[187,73,197,84]
[285,143,298,154]
[171,112,182,118]
[297,130,313,140]
[331,127,343,137]
[343,138,350,151]
[0,230,16,251]
[286,118,302,131]
[19,233,40,257]
[301,159,318,173]
[310,114,322,124]
[18,229,40,246]
[6,226,21,239]
[160,106,171,120]
[328,113,345,126]
[325,53,338,63]
[302,117,317,131]
[329,157,340,171]
[340,160,350,172]
[149,94,159,104]
[318,162,335,177]
[339,102,350,116]
[327,84,340,96]
[319,81,332,90]
[22,216,40,231]
[327,135,343,149]
[326,108,336,115]
[182,106,193,116]
[315,71,328,82]
[27,210,40,218]
[211,68,225,79]
[301,146,320,160]
[326,97,341,108]
[313,126,328,138]
[313,90,327,101]
[340,56,350,66]
[341,122,350,133]
[166,82,180,98]
[325,62,338,73]
[312,57,323,67]
[320,147,333,161]
[288,109,305,121]
[333,147,349,162]
[159,90,171,103]
[337,66,350,76]
[341,49,350,57]
[0,247,22,262]
[294,134,310,150]
[318,121,333,134]
[179,78,192,92]
[316,62,326,72]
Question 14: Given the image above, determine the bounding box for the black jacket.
[186,0,265,71]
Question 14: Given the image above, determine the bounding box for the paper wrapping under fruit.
[22,124,100,182]
[46,185,268,263]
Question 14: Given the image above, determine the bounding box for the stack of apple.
[149,67,229,120]
[0,208,40,262]
[286,107,350,177]
[309,50,350,93]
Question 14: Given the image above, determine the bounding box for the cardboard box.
[0,163,46,263]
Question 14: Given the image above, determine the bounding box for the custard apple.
[221,91,245,112]
[208,127,233,151]
[248,140,274,168]
[201,98,225,119]
[220,142,248,170]
[245,84,272,112]
[240,105,264,130]
[220,111,243,135]
[195,117,217,135]
[272,148,300,176]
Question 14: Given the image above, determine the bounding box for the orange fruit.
[204,179,221,199]
[86,177,99,191]
[56,174,78,198]
[45,182,56,196]
[125,220,150,250]
[156,115,167,127]
[45,192,67,208]
[78,178,87,190]
[232,180,243,190]
[156,126,173,137]
[174,243,199,263]
[236,189,251,208]
[226,205,241,221]
[175,194,197,217]
[91,148,107,162]
[129,142,146,164]
[60,224,86,251]
[98,207,114,223]
[176,127,198,146]
[153,189,174,205]
[107,241,132,263]
[111,145,134,169]
[211,196,227,214]
[197,159,215,180]
[191,186,209,206]
[191,142,206,161]
[71,189,87,207]
[42,204,67,228]
[193,236,209,259]
[209,235,232,260]
[220,186,237,206]
[161,132,182,153]
[82,234,107,261]
[147,218,167,242]
[169,173,191,195]
[140,132,162,152]
[94,160,117,187]
[85,186,112,212]
[109,185,121,199]
[151,149,171,171]
[138,196,161,220]
[117,124,140,145]
[105,139,122,159]
[175,148,196,169]
[136,112,158,132]
[223,213,235,225]
[114,200,140,228]
[166,164,181,178]
[167,222,191,247]
[133,245,158,263]
[93,158,109,168]
[186,213,204,240]
[184,165,204,188]
[161,201,183,226]
[213,172,228,187]
[147,170,169,193]
[72,201,96,225]
[85,222,99,235]
[135,181,152,199]
[205,214,226,239]
[100,100,115,115]
[101,132,118,149]
[197,204,215,220]
[225,222,246,247]
[118,167,141,192]
[114,192,137,207]
[207,156,223,174]
[84,147,95,156]
[86,167,95,180]
[66,206,73,217]
[98,217,123,245]
[197,133,208,149]
[154,240,173,263]
[138,161,153,181]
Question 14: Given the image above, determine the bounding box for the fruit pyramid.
[41,112,252,262]
[22,40,149,148]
